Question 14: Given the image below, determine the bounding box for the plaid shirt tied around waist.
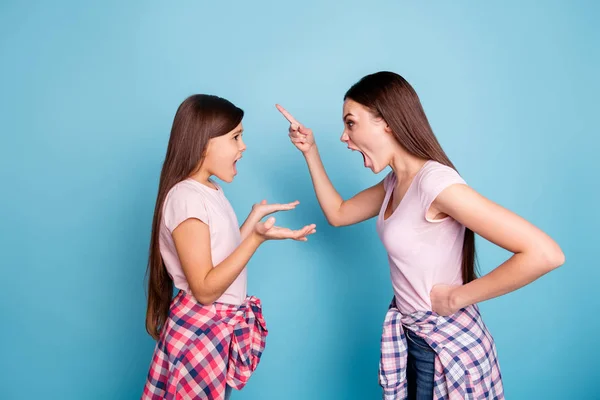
[379,299,504,400]
[143,291,268,400]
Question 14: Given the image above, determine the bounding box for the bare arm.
[430,184,565,315]
[277,104,386,227]
[173,217,316,305]
[304,146,385,226]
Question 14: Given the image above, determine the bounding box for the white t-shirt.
[159,178,247,305]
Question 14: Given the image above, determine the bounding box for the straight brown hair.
[345,71,477,284]
[145,94,243,339]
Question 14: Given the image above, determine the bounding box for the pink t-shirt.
[159,178,247,305]
[376,160,467,314]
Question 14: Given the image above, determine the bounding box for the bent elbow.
[195,294,216,306]
[548,248,566,269]
[190,287,215,306]
[327,217,341,227]
[326,211,345,227]
[539,242,565,271]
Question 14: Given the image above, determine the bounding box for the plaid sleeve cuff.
[383,382,406,400]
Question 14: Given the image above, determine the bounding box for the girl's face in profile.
[203,122,246,182]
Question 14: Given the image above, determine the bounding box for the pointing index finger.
[275,104,302,127]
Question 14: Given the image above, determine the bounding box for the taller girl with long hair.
[277,71,564,399]
[143,94,316,400]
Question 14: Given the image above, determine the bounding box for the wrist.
[248,208,262,222]
[450,285,469,311]
[249,231,266,246]
[303,145,318,159]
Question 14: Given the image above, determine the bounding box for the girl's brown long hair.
[145,94,243,340]
[345,71,477,284]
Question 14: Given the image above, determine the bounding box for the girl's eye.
[346,121,355,128]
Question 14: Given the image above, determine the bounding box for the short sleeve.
[418,163,467,221]
[163,185,210,233]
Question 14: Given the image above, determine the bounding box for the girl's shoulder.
[166,179,207,202]
[162,179,213,232]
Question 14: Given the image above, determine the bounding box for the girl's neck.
[188,169,217,190]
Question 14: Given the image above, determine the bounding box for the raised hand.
[251,199,299,220]
[240,199,305,241]
[254,217,316,242]
[276,104,315,154]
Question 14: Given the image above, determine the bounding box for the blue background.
[1,1,598,399]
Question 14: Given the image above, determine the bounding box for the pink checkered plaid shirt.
[379,300,504,399]
[142,291,268,400]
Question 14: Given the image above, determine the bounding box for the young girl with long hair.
[143,94,316,399]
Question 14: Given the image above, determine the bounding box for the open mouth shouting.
[348,146,371,169]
